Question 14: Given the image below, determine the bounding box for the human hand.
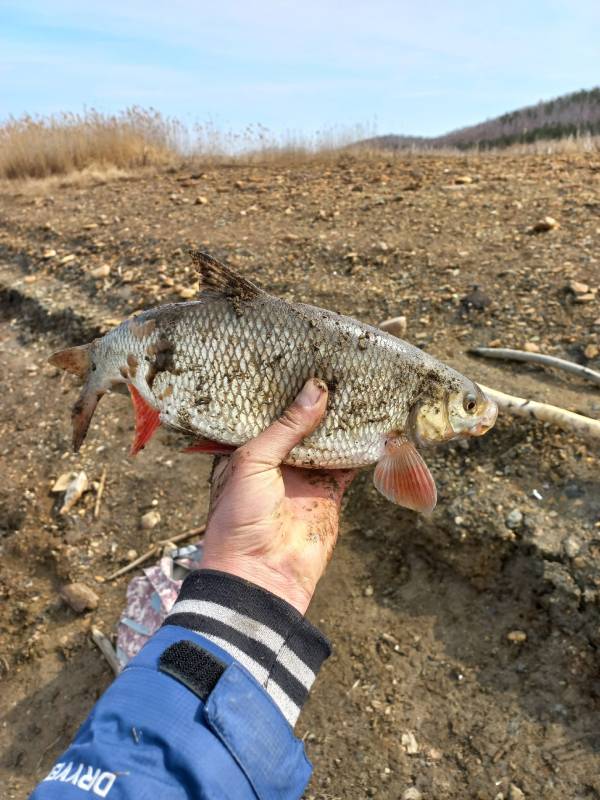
[199,379,355,614]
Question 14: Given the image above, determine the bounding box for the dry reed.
[1,107,598,183]
[0,108,184,180]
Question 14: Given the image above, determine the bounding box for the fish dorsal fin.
[190,251,264,301]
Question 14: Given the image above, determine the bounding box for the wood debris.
[470,346,600,387]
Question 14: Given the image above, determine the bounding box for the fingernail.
[297,378,324,408]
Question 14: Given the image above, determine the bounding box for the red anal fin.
[128,385,161,455]
[184,437,236,455]
[373,436,437,513]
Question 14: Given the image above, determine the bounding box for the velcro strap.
[159,639,226,701]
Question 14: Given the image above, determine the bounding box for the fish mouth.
[470,399,498,436]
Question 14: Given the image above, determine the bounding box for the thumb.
[238,378,328,472]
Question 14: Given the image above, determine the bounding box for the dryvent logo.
[43,762,118,796]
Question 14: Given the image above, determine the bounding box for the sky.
[0,0,598,138]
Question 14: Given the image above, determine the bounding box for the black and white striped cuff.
[163,569,331,727]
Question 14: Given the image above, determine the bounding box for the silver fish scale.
[107,294,459,468]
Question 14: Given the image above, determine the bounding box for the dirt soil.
[0,152,599,799]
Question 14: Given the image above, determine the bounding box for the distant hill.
[361,87,600,150]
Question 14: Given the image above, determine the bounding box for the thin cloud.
[1,0,598,136]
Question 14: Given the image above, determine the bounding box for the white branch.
[480,384,600,440]
[470,347,600,387]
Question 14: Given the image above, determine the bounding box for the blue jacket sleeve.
[30,625,313,800]
[31,570,331,799]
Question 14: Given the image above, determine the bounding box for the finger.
[237,378,328,472]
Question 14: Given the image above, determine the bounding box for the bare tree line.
[363,87,600,150]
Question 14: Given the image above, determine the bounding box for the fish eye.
[463,393,477,414]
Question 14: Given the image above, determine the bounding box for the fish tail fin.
[71,383,104,452]
[48,344,92,378]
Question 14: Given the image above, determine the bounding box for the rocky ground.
[0,151,599,799]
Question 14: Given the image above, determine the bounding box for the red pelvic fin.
[373,436,437,513]
[128,385,161,455]
[184,437,236,455]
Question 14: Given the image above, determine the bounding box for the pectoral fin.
[129,385,161,455]
[373,436,437,513]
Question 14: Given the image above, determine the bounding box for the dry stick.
[104,546,159,581]
[91,626,122,676]
[480,384,600,440]
[94,467,107,518]
[36,733,66,769]
[470,347,600,387]
[104,524,206,581]
[155,524,206,546]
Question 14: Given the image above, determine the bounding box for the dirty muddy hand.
[200,379,355,614]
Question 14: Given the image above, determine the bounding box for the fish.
[48,251,497,512]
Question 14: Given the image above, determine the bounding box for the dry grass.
[500,132,600,154]
[1,106,598,183]
[0,110,375,180]
[352,132,600,157]
[0,108,184,180]
[188,121,378,165]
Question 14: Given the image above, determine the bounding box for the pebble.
[523,341,540,353]
[563,536,580,558]
[454,175,473,184]
[402,789,422,800]
[528,216,559,233]
[141,510,161,530]
[505,508,523,529]
[379,316,407,337]
[508,784,525,800]
[507,630,527,644]
[568,280,589,294]
[195,196,209,205]
[401,731,419,754]
[60,582,99,613]
[90,263,111,279]
[42,248,57,259]
[364,585,374,597]
[584,344,599,359]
